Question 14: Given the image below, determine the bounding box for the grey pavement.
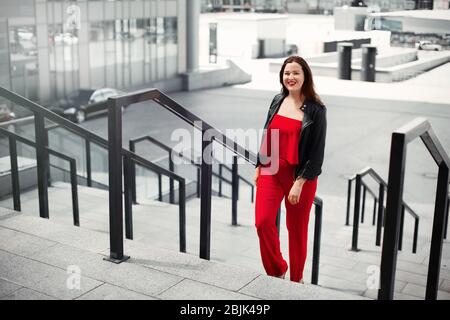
[0,206,367,300]
[1,181,449,300]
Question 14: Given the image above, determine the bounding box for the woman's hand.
[254,166,261,185]
[288,178,306,205]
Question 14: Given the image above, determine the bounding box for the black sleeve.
[255,95,280,168]
[301,106,327,180]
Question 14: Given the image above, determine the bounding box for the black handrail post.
[43,124,51,187]
[196,167,200,198]
[378,133,406,300]
[398,205,405,251]
[34,112,49,219]
[312,202,322,285]
[105,98,129,264]
[158,173,162,201]
[444,198,449,240]
[169,150,175,204]
[361,185,366,223]
[232,155,238,226]
[179,180,186,253]
[351,174,362,251]
[276,207,281,235]
[69,159,80,227]
[375,184,385,247]
[85,138,92,187]
[129,141,137,204]
[9,136,21,211]
[345,179,352,226]
[218,164,223,197]
[199,128,213,260]
[372,197,377,226]
[425,163,449,300]
[412,217,419,254]
[124,155,133,240]
[233,140,240,202]
[251,185,254,203]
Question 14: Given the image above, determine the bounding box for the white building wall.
[218,19,258,58]
[178,0,186,74]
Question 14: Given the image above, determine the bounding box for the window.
[9,25,39,101]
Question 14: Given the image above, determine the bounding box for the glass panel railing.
[47,123,87,178]
[90,141,109,187]
[0,102,35,142]
[135,164,160,201]
[0,136,37,211]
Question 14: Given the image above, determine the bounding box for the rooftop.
[369,9,450,21]
[206,12,288,21]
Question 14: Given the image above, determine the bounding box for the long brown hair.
[279,56,324,106]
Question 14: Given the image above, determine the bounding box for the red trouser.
[255,158,318,282]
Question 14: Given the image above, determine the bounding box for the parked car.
[416,41,442,51]
[0,104,16,123]
[49,88,123,123]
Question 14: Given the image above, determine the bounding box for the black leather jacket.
[256,93,327,181]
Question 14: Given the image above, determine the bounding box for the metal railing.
[0,86,186,264]
[107,88,259,262]
[346,167,420,254]
[129,134,255,224]
[218,162,255,202]
[106,88,323,281]
[45,123,94,188]
[1,86,324,286]
[275,196,323,285]
[0,127,80,226]
[378,118,450,300]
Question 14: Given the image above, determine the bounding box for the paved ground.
[0,206,367,301]
[1,180,449,300]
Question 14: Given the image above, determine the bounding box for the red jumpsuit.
[255,113,318,282]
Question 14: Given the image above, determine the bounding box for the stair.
[0,206,365,300]
[1,181,449,300]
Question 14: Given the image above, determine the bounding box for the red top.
[260,113,302,166]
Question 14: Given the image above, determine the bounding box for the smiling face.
[283,62,304,96]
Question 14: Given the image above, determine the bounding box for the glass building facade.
[0,0,186,105]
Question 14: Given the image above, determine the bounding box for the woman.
[254,56,327,283]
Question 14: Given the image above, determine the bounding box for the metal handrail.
[107,88,323,276]
[0,115,34,128]
[44,123,94,187]
[346,166,420,254]
[1,86,323,286]
[0,86,187,261]
[360,179,378,225]
[218,162,254,186]
[274,196,323,285]
[357,179,419,254]
[129,134,255,206]
[219,163,255,198]
[379,117,450,300]
[346,167,419,221]
[0,87,185,182]
[0,127,79,226]
[312,197,323,285]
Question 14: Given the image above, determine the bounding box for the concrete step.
[0,207,366,300]
[1,182,449,299]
